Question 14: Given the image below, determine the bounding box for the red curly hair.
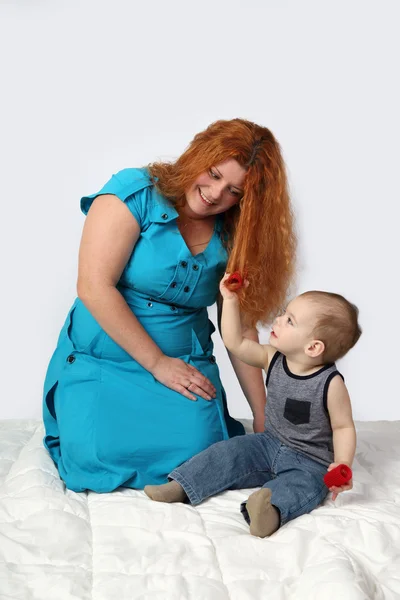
[148,118,296,327]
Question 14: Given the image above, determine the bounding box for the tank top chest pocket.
[284,398,311,425]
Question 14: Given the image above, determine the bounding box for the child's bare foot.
[246,488,280,537]
[144,480,187,503]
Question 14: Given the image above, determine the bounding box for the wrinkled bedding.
[0,419,399,599]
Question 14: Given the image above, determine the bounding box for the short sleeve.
[80,168,152,228]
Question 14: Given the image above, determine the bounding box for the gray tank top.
[264,352,343,466]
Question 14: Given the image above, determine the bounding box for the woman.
[43,118,296,492]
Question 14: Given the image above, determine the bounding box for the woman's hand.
[326,462,353,501]
[150,355,217,402]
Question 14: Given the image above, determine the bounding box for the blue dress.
[43,168,244,492]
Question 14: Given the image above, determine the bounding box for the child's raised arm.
[220,274,271,370]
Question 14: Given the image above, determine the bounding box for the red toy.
[323,464,352,488]
[226,271,244,291]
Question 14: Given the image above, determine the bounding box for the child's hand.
[220,273,248,300]
[220,273,239,300]
[326,462,353,501]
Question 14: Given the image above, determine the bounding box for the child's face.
[269,296,318,356]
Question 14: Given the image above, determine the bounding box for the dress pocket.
[155,262,184,303]
[284,398,311,425]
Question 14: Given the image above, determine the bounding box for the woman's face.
[184,159,246,219]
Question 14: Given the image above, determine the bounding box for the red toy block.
[323,464,352,488]
[226,271,243,291]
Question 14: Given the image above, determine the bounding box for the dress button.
[209,355,216,364]
[161,213,168,220]
[180,261,188,268]
[192,264,199,271]
[66,355,75,364]
[147,302,153,307]
[171,282,177,288]
[184,286,190,293]
[170,305,177,311]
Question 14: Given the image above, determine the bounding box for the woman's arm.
[78,194,161,370]
[227,336,267,433]
[217,296,266,432]
[77,194,216,401]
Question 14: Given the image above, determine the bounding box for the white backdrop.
[1,0,399,421]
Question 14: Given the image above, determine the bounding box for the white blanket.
[1,419,399,600]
